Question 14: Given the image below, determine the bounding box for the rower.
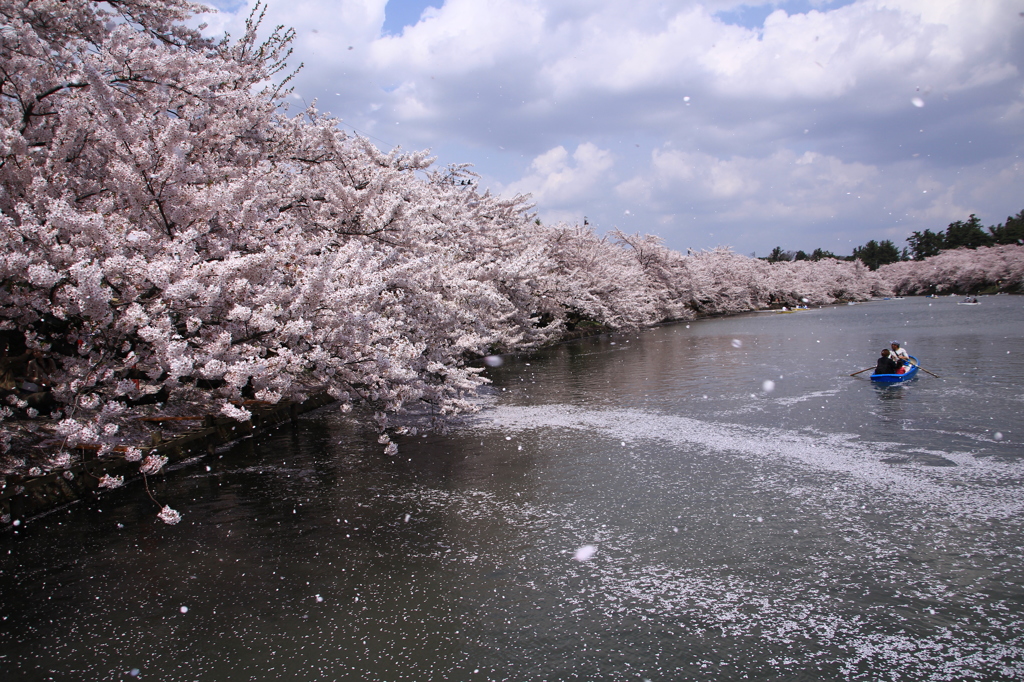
[890,341,910,364]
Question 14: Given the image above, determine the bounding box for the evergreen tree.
[989,210,1024,245]
[907,229,945,260]
[944,214,992,249]
[852,239,901,270]
[810,248,839,261]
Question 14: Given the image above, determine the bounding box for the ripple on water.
[422,404,1024,680]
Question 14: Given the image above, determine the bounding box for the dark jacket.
[874,356,898,375]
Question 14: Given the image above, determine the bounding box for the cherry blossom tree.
[610,230,890,317]
[0,1,525,511]
[880,245,1024,294]
[0,0,989,526]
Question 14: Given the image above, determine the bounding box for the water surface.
[2,296,1023,681]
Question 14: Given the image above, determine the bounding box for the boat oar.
[904,359,940,378]
[850,367,874,377]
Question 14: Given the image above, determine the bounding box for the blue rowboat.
[871,356,920,383]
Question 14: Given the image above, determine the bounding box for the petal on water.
[574,544,597,561]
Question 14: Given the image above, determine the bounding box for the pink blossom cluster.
[879,245,1024,294]
[157,505,182,525]
[0,0,901,484]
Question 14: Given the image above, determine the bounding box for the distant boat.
[871,356,920,383]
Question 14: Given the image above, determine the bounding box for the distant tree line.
[906,211,1024,260]
[764,209,1024,270]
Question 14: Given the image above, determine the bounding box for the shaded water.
[2,296,1023,681]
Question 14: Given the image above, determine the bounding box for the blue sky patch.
[715,0,857,30]
[383,0,441,36]
[203,0,250,13]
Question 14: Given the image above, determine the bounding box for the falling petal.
[762,380,776,393]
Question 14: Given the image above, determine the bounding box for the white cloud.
[503,142,614,208]
[206,0,1024,253]
[604,145,1023,253]
[620,147,881,219]
[370,0,546,74]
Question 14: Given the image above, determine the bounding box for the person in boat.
[889,341,913,374]
[873,349,899,375]
[890,341,910,363]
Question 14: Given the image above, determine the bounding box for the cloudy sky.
[202,0,1024,256]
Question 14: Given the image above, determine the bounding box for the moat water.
[3,295,1023,681]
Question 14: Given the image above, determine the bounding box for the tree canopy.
[1,0,1022,524]
[852,240,901,270]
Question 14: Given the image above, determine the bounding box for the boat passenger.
[890,341,910,364]
[873,349,898,375]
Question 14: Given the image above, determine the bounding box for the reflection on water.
[2,297,1024,681]
[872,381,909,402]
